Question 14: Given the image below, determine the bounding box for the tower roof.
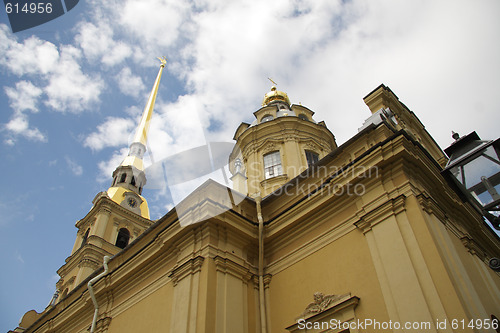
[262,86,290,106]
[106,57,167,219]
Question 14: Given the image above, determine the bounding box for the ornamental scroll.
[300,292,352,318]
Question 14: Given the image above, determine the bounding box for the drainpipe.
[88,256,110,333]
[255,195,268,333]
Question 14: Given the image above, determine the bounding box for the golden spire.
[132,56,167,145]
[106,58,167,219]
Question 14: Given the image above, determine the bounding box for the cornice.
[461,235,488,260]
[77,195,154,231]
[213,256,252,281]
[168,256,205,286]
[354,195,406,234]
[237,118,335,158]
[57,242,114,278]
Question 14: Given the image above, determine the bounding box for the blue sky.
[1,0,500,331]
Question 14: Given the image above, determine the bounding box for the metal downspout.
[88,256,110,333]
[255,195,268,333]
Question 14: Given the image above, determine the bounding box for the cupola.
[262,86,291,106]
[230,85,337,197]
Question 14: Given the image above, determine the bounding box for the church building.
[11,60,500,333]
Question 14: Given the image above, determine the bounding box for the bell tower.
[55,58,166,298]
[230,85,337,197]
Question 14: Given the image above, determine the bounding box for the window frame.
[305,150,319,167]
[263,151,283,179]
[115,228,131,249]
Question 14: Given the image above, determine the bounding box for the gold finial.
[268,77,277,86]
[262,79,290,106]
[157,56,167,67]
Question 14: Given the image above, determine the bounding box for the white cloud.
[97,147,129,183]
[116,0,190,48]
[65,157,83,176]
[75,21,133,66]
[3,81,46,142]
[4,80,43,113]
[0,23,105,144]
[84,117,135,151]
[44,45,104,112]
[115,67,145,98]
[0,25,59,76]
[4,114,47,142]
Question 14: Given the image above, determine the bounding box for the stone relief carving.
[304,142,319,152]
[300,292,351,318]
[262,142,277,154]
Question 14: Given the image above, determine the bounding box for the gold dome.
[262,86,290,106]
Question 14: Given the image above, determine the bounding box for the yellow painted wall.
[268,229,389,332]
[108,282,174,332]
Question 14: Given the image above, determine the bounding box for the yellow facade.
[12,84,500,333]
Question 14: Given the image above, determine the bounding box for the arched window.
[263,151,282,179]
[80,229,90,248]
[115,228,130,249]
[261,115,274,123]
[131,176,136,186]
[305,150,319,167]
[120,173,127,183]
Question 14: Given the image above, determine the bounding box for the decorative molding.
[262,142,278,155]
[252,274,272,290]
[78,258,100,270]
[168,256,204,286]
[260,174,288,189]
[286,293,360,332]
[299,292,352,319]
[354,195,406,234]
[94,316,112,333]
[98,207,112,216]
[303,142,319,153]
[213,256,252,281]
[461,236,487,260]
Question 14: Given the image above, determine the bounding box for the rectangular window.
[306,151,319,167]
[264,151,283,179]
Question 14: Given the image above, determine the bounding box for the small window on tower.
[120,174,127,183]
[80,229,90,248]
[305,150,319,167]
[261,115,274,123]
[115,228,130,249]
[131,176,136,186]
[264,151,283,179]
